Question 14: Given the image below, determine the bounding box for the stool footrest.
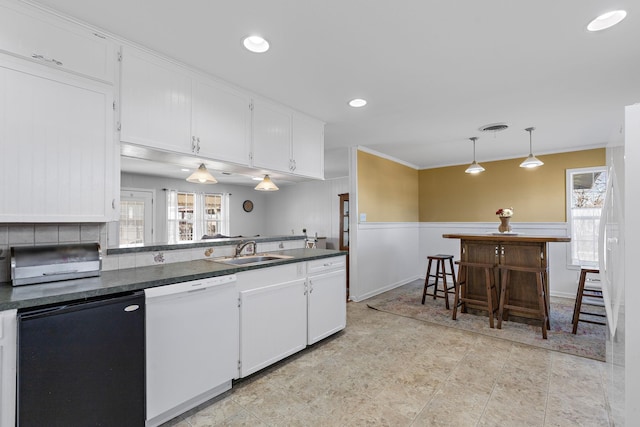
[572,267,606,334]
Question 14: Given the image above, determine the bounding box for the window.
[177,192,195,241]
[167,191,229,243]
[566,167,607,266]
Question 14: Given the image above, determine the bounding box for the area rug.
[366,280,606,361]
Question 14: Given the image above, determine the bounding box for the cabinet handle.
[191,136,197,152]
[112,199,116,209]
[196,137,201,154]
[32,54,63,66]
[495,246,499,255]
[309,280,313,294]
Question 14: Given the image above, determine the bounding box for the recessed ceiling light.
[587,10,627,32]
[252,177,263,181]
[348,98,367,108]
[243,35,270,53]
[181,168,190,172]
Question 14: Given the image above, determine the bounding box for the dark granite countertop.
[106,235,307,255]
[0,249,346,311]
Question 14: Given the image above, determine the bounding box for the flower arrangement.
[496,207,513,218]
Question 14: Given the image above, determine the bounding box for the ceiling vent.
[479,122,509,132]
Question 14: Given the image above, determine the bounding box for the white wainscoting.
[350,222,421,302]
[418,222,579,299]
[350,221,580,302]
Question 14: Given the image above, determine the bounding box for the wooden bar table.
[443,233,570,320]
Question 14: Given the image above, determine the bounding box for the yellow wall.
[357,150,419,222]
[418,148,605,222]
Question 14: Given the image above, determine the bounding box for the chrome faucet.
[235,240,256,257]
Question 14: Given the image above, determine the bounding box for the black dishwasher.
[17,291,145,427]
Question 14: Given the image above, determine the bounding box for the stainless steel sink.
[208,254,294,266]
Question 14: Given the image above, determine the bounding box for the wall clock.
[242,200,254,212]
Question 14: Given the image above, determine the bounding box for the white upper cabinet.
[250,99,293,173]
[0,0,115,83]
[252,99,325,179]
[120,46,192,153]
[192,79,251,165]
[0,55,116,222]
[120,45,252,166]
[292,112,325,179]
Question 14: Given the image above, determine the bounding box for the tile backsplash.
[0,223,306,284]
[0,223,108,283]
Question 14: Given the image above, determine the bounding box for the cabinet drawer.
[235,263,305,292]
[0,0,115,82]
[307,256,346,275]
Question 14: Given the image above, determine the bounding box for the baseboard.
[350,275,420,302]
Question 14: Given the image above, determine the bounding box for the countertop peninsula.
[0,248,345,311]
[442,233,570,243]
[443,233,570,320]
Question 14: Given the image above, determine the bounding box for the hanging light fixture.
[254,174,279,191]
[520,127,544,168]
[465,137,485,174]
[186,164,218,184]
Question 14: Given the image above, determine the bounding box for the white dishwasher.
[145,275,238,427]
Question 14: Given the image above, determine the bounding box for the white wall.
[418,222,578,298]
[350,222,421,301]
[262,177,348,249]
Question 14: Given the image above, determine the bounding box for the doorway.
[119,189,154,246]
[338,193,349,300]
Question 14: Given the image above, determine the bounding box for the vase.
[498,216,512,233]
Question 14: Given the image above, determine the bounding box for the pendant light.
[465,137,485,174]
[254,174,279,191]
[186,164,217,184]
[520,127,544,168]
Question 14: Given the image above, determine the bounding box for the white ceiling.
[31,0,640,182]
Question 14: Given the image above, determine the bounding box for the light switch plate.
[360,213,366,222]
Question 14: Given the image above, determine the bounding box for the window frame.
[565,166,607,268]
[167,190,228,243]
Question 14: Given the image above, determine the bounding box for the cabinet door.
[0,310,17,427]
[0,56,116,222]
[192,78,251,165]
[251,99,292,173]
[120,46,192,153]
[308,269,346,344]
[0,0,115,82]
[292,112,324,179]
[239,278,307,377]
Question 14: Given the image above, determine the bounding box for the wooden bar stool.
[572,267,605,334]
[497,265,549,339]
[422,254,456,309]
[452,261,499,328]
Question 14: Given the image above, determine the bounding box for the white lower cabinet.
[238,264,307,377]
[237,257,346,377]
[308,266,347,345]
[0,310,17,427]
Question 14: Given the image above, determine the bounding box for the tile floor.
[165,301,612,426]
